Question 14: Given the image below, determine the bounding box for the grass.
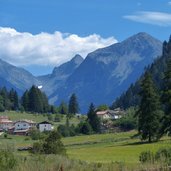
[1,130,171,170]
[63,131,171,164]
[1,111,171,167]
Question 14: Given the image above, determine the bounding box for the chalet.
[0,116,13,131]
[38,121,53,132]
[96,108,125,120]
[14,120,36,135]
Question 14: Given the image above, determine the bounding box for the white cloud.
[124,11,171,26]
[168,1,171,5]
[0,27,117,67]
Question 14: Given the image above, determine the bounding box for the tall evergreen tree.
[9,89,19,110]
[137,72,162,143]
[59,101,68,114]
[68,93,79,114]
[87,103,101,133]
[28,86,43,113]
[13,90,19,110]
[161,59,171,135]
[0,87,11,110]
[21,90,29,111]
[0,95,5,112]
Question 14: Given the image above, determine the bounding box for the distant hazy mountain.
[49,32,162,112]
[0,59,40,94]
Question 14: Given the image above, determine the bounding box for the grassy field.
[1,130,171,165]
[1,111,171,167]
[63,131,171,164]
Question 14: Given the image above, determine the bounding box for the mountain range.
[0,32,162,112]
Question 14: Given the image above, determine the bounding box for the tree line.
[0,84,83,114]
[0,85,54,113]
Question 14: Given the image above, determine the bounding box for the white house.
[96,111,111,120]
[14,120,36,131]
[96,108,125,120]
[38,121,53,132]
[0,116,13,131]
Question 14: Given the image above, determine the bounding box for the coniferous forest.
[0,85,54,113]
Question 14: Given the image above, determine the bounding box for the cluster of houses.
[96,108,125,120]
[0,116,53,135]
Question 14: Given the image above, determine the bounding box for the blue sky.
[0,0,171,75]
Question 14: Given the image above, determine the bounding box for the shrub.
[139,151,154,163]
[54,114,61,122]
[58,125,70,137]
[155,147,171,164]
[32,142,44,154]
[114,111,137,131]
[77,121,92,135]
[0,150,17,170]
[43,130,66,155]
[32,130,66,156]
[47,114,53,121]
[4,133,7,138]
[30,129,41,140]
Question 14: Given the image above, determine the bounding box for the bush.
[0,150,17,170]
[155,147,171,164]
[30,129,41,140]
[114,109,137,131]
[139,151,154,163]
[47,114,53,121]
[32,130,66,156]
[54,114,61,122]
[58,125,70,137]
[32,142,44,154]
[76,121,92,135]
[4,133,7,139]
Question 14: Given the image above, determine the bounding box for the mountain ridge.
[0,32,163,112]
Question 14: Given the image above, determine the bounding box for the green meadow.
[1,112,171,170]
[63,131,171,164]
[1,130,171,164]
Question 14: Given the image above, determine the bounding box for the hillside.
[112,38,171,109]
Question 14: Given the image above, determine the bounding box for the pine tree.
[0,95,5,112]
[68,93,79,114]
[87,103,101,133]
[59,101,68,114]
[161,59,171,135]
[9,89,19,110]
[0,87,11,110]
[28,86,43,113]
[21,90,29,111]
[137,72,162,143]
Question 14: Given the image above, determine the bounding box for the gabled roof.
[14,120,36,124]
[38,121,52,125]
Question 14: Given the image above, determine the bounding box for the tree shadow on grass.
[121,139,168,146]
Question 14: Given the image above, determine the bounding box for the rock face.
[48,32,162,112]
[0,32,162,112]
[37,54,84,102]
